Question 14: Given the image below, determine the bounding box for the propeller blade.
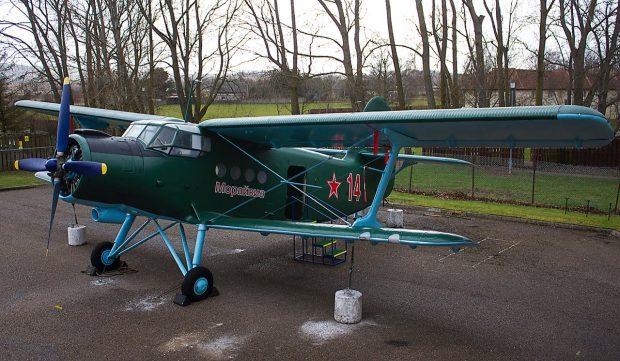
[14,158,47,172]
[63,161,107,176]
[56,77,71,155]
[46,179,61,256]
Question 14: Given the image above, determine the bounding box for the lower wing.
[204,216,475,248]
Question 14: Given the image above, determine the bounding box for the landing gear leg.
[90,214,136,273]
[175,224,214,306]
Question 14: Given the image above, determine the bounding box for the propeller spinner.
[14,77,107,254]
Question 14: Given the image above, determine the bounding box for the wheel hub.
[194,277,209,295]
[101,249,115,266]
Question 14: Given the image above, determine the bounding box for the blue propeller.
[14,77,107,254]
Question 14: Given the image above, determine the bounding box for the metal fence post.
[615,177,620,214]
[531,149,537,204]
[408,166,413,193]
[471,151,476,198]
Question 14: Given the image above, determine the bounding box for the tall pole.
[615,177,619,213]
[532,149,538,204]
[183,79,200,123]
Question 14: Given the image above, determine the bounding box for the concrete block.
[334,289,362,324]
[386,208,404,228]
[67,225,86,246]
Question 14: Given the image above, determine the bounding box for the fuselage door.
[285,166,306,220]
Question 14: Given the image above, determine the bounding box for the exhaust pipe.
[91,207,127,224]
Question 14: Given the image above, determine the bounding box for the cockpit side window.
[128,123,207,158]
[138,125,159,145]
[151,127,175,147]
[123,124,146,138]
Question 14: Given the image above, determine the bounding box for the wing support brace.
[353,129,415,228]
[105,213,209,276]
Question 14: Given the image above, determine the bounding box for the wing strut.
[353,129,415,228]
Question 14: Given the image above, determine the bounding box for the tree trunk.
[464,0,488,107]
[385,0,405,109]
[449,0,460,107]
[536,0,551,105]
[415,0,436,108]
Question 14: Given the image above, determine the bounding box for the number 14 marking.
[346,173,362,202]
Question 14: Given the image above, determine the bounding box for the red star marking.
[327,172,341,199]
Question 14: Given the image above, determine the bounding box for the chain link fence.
[394,152,620,216]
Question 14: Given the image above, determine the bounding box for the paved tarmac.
[0,186,619,360]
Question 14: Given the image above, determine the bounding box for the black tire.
[90,241,121,273]
[181,266,214,302]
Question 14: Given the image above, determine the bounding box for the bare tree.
[415,0,436,108]
[0,52,24,133]
[244,0,301,114]
[536,0,556,105]
[483,0,520,107]
[431,0,454,108]
[385,0,405,109]
[317,0,366,111]
[1,0,72,102]
[463,0,489,107]
[558,0,598,105]
[449,0,460,107]
[589,0,619,113]
[368,48,391,100]
[140,0,241,123]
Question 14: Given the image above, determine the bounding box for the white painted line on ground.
[300,319,378,345]
[472,241,522,268]
[438,237,489,262]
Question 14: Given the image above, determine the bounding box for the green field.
[388,191,620,231]
[0,171,45,188]
[156,102,351,120]
[395,163,620,212]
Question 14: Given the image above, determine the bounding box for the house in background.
[462,68,619,121]
[214,81,249,102]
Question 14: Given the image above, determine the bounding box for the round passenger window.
[244,168,255,182]
[215,164,226,178]
[230,166,241,180]
[257,170,267,184]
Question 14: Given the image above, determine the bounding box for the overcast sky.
[235,0,542,74]
[1,0,544,75]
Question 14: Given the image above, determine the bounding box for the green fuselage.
[70,127,391,224]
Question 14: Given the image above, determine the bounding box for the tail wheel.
[181,266,214,302]
[91,241,121,273]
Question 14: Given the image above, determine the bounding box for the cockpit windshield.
[123,123,210,158]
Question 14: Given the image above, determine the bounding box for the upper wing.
[15,100,178,130]
[200,105,614,149]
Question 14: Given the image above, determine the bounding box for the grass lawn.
[388,191,620,231]
[395,163,620,212]
[0,171,45,189]
[156,102,351,120]
[156,98,431,120]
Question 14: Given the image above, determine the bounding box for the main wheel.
[91,241,121,273]
[181,266,214,302]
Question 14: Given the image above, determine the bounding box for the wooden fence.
[423,139,619,168]
[0,134,54,171]
[537,139,619,167]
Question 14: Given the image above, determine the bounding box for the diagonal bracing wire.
[212,133,376,225]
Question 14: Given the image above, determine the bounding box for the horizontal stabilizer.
[205,217,475,247]
[308,148,472,166]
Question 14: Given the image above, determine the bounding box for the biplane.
[13,78,614,303]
